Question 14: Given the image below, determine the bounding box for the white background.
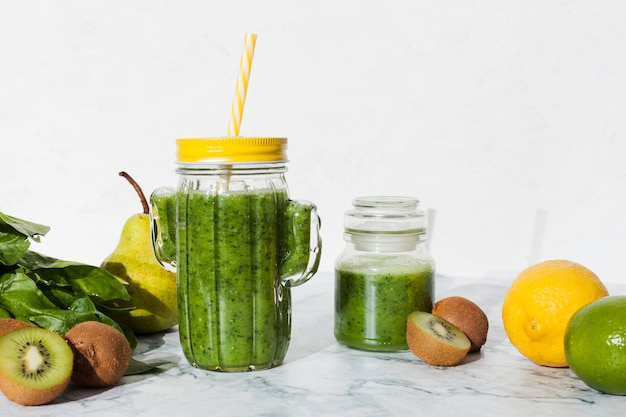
[2,1,626,284]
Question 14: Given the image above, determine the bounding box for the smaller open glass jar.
[334,196,435,351]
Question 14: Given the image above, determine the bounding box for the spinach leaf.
[125,356,179,376]
[21,251,132,302]
[0,210,137,349]
[0,226,31,266]
[0,212,50,239]
[0,268,58,315]
[0,212,49,266]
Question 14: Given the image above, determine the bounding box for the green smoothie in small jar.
[334,197,435,351]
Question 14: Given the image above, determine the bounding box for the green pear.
[101,172,177,334]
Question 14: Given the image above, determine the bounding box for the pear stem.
[119,171,149,215]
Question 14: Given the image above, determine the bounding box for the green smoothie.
[335,258,434,351]
[174,189,311,371]
[150,188,177,265]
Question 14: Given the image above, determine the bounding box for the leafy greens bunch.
[0,211,136,348]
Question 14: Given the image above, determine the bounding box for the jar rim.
[352,196,419,209]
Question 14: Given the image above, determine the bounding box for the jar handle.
[281,200,322,287]
[149,187,177,272]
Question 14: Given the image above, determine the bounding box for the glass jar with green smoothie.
[150,137,321,371]
[335,196,434,352]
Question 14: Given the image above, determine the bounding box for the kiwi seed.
[432,296,489,352]
[0,327,73,406]
[64,321,132,388]
[406,311,471,366]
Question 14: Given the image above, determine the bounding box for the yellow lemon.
[502,259,608,367]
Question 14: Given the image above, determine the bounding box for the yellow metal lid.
[176,137,288,163]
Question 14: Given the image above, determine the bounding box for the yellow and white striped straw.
[227,33,257,136]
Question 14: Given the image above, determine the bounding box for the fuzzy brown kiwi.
[432,296,489,352]
[0,318,36,338]
[406,311,471,366]
[0,327,74,406]
[64,321,131,388]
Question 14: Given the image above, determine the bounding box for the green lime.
[564,295,626,395]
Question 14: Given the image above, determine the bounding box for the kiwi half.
[406,311,471,366]
[432,296,489,352]
[64,321,132,388]
[0,327,73,406]
[0,318,36,338]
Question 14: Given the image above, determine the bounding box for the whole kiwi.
[432,296,489,352]
[64,321,132,388]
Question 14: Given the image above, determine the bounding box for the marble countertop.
[2,271,624,416]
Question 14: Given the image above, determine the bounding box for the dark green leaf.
[0,211,49,265]
[0,227,30,266]
[20,251,132,302]
[28,309,97,335]
[0,212,50,242]
[0,269,58,315]
[125,356,179,375]
[38,285,75,309]
[18,250,83,269]
[0,212,137,349]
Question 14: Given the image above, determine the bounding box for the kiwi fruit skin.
[406,311,471,366]
[64,321,132,388]
[0,318,36,338]
[0,327,73,406]
[432,296,489,353]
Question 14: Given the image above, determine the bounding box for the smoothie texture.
[150,188,177,267]
[335,256,434,351]
[173,188,313,371]
[151,137,321,371]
